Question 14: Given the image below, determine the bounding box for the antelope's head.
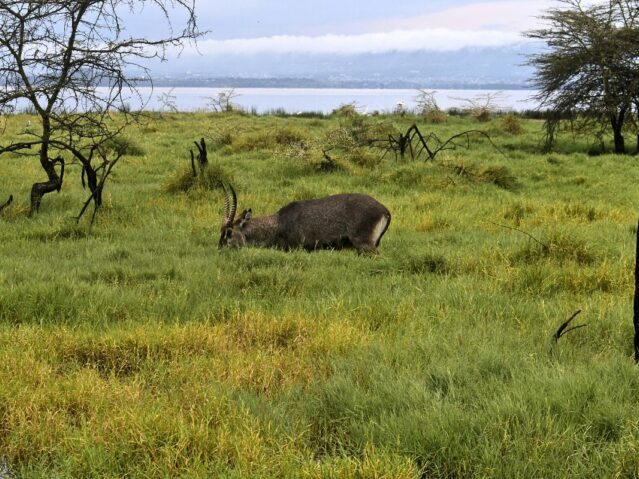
[218,183,252,248]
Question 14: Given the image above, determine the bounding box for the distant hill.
[145,45,537,89]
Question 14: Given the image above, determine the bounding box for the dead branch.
[449,92,506,121]
[0,142,35,155]
[75,152,122,225]
[368,123,432,161]
[550,310,587,356]
[414,89,441,116]
[553,310,586,343]
[206,89,239,113]
[194,138,208,168]
[190,150,197,177]
[369,124,506,162]
[423,130,508,161]
[317,148,341,172]
[186,138,208,178]
[156,88,178,113]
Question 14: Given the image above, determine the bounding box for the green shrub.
[425,110,448,124]
[501,113,524,135]
[477,165,519,190]
[306,151,347,173]
[346,147,381,168]
[449,162,519,190]
[273,126,309,146]
[230,131,275,152]
[331,102,360,117]
[164,163,231,193]
[474,109,492,122]
[230,127,310,152]
[399,252,451,275]
[105,136,146,156]
[511,232,598,265]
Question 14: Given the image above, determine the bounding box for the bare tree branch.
[368,124,507,162]
[0,1,202,215]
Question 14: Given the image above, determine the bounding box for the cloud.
[191,28,527,56]
[356,1,555,33]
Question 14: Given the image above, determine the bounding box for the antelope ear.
[239,208,252,228]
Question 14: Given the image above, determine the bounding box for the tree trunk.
[613,128,626,154]
[610,108,627,155]
[30,160,62,215]
[84,164,101,207]
[29,130,63,215]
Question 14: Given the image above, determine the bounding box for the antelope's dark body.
[219,189,391,253]
[271,194,390,251]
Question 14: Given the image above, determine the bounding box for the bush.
[474,109,492,122]
[230,132,274,152]
[274,126,310,146]
[315,156,345,172]
[511,231,598,265]
[210,128,234,149]
[477,165,519,190]
[331,102,360,117]
[305,151,347,173]
[449,161,519,190]
[230,126,311,152]
[425,110,448,124]
[347,147,381,168]
[164,163,231,193]
[105,136,146,156]
[400,252,451,275]
[501,113,524,135]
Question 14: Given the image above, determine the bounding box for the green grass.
[1,111,638,477]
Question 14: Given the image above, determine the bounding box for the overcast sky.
[130,0,558,56]
[188,0,553,54]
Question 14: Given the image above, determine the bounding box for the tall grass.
[0,111,638,477]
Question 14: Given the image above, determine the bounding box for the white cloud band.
[193,28,527,56]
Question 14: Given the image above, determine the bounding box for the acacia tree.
[0,1,200,218]
[526,0,639,154]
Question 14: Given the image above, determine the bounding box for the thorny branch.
[369,123,507,162]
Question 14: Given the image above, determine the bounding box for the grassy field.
[0,109,638,478]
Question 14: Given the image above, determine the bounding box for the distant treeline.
[255,106,561,120]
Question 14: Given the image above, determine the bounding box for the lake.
[125,87,539,114]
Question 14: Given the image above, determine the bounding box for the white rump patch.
[371,216,389,246]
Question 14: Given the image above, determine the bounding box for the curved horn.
[228,183,238,224]
[222,183,230,224]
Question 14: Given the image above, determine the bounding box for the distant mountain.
[146,45,537,89]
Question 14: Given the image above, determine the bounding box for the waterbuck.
[218,185,391,253]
